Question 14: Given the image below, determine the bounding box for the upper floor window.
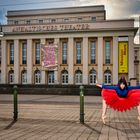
[105,40,111,64]
[9,43,14,64]
[51,19,56,23]
[26,20,31,24]
[64,18,69,22]
[78,18,82,22]
[90,41,96,64]
[62,42,67,64]
[14,21,18,25]
[39,20,43,24]
[91,17,96,22]
[22,42,27,64]
[76,42,81,64]
[35,42,40,64]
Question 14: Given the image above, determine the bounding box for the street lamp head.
[0,23,4,37]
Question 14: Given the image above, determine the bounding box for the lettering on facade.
[12,24,90,32]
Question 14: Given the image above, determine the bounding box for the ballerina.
[96,77,140,124]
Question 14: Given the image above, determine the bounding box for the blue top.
[102,85,140,97]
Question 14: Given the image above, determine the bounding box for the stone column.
[128,36,134,79]
[14,39,20,84]
[54,38,59,84]
[83,37,88,85]
[40,38,46,84]
[1,39,7,84]
[97,37,103,83]
[68,37,74,84]
[113,37,118,84]
[27,39,33,84]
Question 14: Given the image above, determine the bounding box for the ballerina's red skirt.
[102,89,140,112]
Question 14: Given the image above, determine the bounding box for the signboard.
[118,42,128,73]
[41,44,58,70]
[12,23,90,32]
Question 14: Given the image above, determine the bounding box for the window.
[26,20,31,24]
[21,70,27,84]
[76,42,81,64]
[35,42,40,64]
[22,43,27,64]
[0,43,1,64]
[10,43,14,64]
[91,17,96,22]
[62,42,67,64]
[90,41,96,64]
[61,70,68,84]
[89,70,96,85]
[48,71,54,84]
[64,18,69,22]
[14,21,18,25]
[39,20,43,24]
[0,71,1,83]
[51,19,56,23]
[9,70,14,84]
[35,70,41,84]
[105,40,111,64]
[134,50,138,60]
[104,70,111,85]
[75,70,82,84]
[78,18,82,22]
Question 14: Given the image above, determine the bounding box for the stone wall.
[0,84,102,96]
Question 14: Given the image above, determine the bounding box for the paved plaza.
[0,94,140,140]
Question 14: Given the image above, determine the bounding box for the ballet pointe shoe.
[102,115,106,124]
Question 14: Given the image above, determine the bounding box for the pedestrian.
[96,76,140,124]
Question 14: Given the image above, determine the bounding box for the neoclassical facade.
[0,5,139,85]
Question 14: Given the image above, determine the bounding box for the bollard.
[80,85,84,124]
[13,85,18,121]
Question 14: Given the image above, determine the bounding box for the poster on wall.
[41,44,58,70]
[118,42,128,73]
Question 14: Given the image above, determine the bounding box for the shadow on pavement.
[4,119,17,130]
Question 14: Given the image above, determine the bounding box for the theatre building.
[0,5,139,86]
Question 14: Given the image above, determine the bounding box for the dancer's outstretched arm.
[96,80,117,90]
[128,85,140,90]
[95,80,102,88]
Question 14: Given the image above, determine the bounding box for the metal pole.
[13,85,18,121]
[80,85,84,124]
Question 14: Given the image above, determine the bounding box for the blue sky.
[0,0,140,43]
